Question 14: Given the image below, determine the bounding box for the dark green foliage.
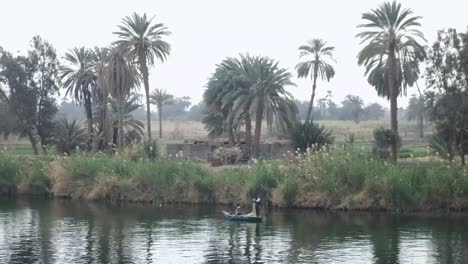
[279,178,298,206]
[425,28,468,165]
[143,141,159,161]
[429,135,450,161]
[0,154,18,192]
[0,49,39,153]
[28,36,60,152]
[51,119,88,154]
[373,127,401,159]
[21,160,50,193]
[110,94,145,145]
[203,54,297,156]
[247,163,279,198]
[289,121,334,152]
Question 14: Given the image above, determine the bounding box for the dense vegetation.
[0,1,467,212]
[0,149,467,211]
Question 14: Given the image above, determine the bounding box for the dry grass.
[152,120,428,143]
[0,120,428,154]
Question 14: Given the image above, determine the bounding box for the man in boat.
[235,205,241,215]
[255,197,261,216]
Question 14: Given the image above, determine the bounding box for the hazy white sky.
[0,0,466,108]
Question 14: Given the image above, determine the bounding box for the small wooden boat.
[222,211,263,223]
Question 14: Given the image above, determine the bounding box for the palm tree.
[60,47,95,145]
[91,47,111,150]
[234,56,296,157]
[357,1,426,161]
[113,12,171,142]
[204,57,244,146]
[406,94,426,138]
[110,94,145,145]
[204,55,296,157]
[342,95,364,123]
[51,118,88,155]
[150,88,174,138]
[105,48,140,149]
[295,39,335,122]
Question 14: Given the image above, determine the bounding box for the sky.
[0,0,467,108]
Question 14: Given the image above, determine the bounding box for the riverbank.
[1,149,467,211]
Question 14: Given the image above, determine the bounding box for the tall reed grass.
[1,148,467,211]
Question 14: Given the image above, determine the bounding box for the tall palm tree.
[235,56,296,157]
[295,39,335,122]
[342,95,364,123]
[105,48,140,149]
[60,47,95,145]
[91,47,111,150]
[204,57,244,146]
[357,1,426,162]
[113,12,171,142]
[406,94,426,138]
[110,94,145,145]
[150,88,174,138]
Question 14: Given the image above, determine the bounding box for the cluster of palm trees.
[204,1,426,162]
[60,13,171,150]
[301,2,426,163]
[57,1,425,162]
[204,55,297,157]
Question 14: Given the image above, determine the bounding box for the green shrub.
[52,119,88,155]
[247,163,279,198]
[143,141,159,161]
[279,177,298,205]
[62,153,109,179]
[20,160,50,193]
[289,121,334,153]
[0,154,18,192]
[122,141,159,162]
[372,127,401,159]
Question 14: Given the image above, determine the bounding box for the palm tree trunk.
[228,127,236,145]
[388,44,398,162]
[158,105,163,138]
[245,111,252,157]
[102,93,111,150]
[84,92,94,150]
[253,101,264,158]
[418,115,424,139]
[305,69,318,122]
[28,131,39,155]
[113,127,118,147]
[140,56,152,142]
[37,96,47,154]
[118,96,124,150]
[39,134,47,155]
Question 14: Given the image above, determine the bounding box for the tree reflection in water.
[1,199,468,264]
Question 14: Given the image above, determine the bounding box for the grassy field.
[152,119,429,142]
[0,120,430,156]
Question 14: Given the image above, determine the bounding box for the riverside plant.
[1,146,468,210]
[282,145,468,210]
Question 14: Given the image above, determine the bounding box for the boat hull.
[222,211,263,223]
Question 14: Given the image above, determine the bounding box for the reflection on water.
[1,198,468,263]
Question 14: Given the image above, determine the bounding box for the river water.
[0,198,467,264]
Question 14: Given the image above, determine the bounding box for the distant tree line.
[55,90,392,123]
